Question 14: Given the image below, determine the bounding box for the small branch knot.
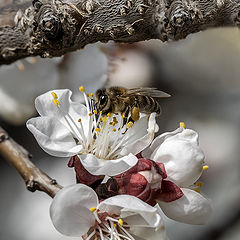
[26,179,39,192]
[51,179,57,185]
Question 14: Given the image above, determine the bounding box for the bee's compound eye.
[100,95,108,106]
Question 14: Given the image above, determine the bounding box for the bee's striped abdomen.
[135,96,161,114]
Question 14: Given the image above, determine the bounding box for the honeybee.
[95,87,170,121]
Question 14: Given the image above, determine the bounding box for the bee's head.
[95,88,109,113]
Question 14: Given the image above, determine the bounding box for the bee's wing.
[123,88,171,98]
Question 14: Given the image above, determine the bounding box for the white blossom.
[50,184,168,240]
[143,124,212,225]
[26,88,158,176]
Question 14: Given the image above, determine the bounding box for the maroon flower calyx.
[157,180,184,202]
[68,155,104,186]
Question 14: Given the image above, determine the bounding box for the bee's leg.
[122,107,130,127]
[119,108,130,133]
[123,106,140,134]
[123,106,139,132]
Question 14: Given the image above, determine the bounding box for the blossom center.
[87,208,135,240]
[51,88,139,160]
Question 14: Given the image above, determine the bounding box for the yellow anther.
[87,93,90,97]
[112,128,116,132]
[79,86,85,92]
[127,121,134,129]
[89,207,96,212]
[17,64,25,71]
[113,223,116,228]
[118,219,123,226]
[52,99,60,106]
[107,113,111,117]
[51,92,58,99]
[99,117,102,122]
[100,111,102,115]
[102,116,108,122]
[193,188,200,193]
[30,57,38,64]
[112,122,116,126]
[113,117,118,123]
[93,110,97,114]
[203,165,209,171]
[102,116,108,129]
[78,118,82,123]
[180,122,185,128]
[90,93,94,98]
[89,113,93,117]
[95,128,101,132]
[195,181,204,188]
[131,107,140,122]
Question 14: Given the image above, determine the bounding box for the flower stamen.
[59,87,148,159]
[180,122,186,128]
[203,165,209,171]
[195,181,204,187]
[16,61,25,71]
[85,229,96,240]
[51,92,58,99]
[52,99,60,106]
[193,188,201,193]
[118,219,124,226]
[89,207,97,212]
[79,86,85,92]
[89,213,135,240]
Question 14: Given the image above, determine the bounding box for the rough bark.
[0,126,62,198]
[0,0,240,65]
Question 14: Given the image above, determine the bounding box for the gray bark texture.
[0,0,240,65]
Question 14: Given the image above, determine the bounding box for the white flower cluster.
[27,88,212,240]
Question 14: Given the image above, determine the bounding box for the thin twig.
[0,126,62,198]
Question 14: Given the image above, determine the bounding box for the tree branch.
[0,126,62,198]
[1,0,240,65]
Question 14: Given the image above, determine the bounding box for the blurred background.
[1,27,240,240]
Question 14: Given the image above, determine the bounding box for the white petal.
[120,113,157,155]
[79,153,138,176]
[98,195,162,228]
[35,89,89,136]
[130,225,168,240]
[143,127,183,158]
[151,129,204,187]
[35,89,73,117]
[26,117,82,157]
[50,184,98,237]
[158,188,212,225]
